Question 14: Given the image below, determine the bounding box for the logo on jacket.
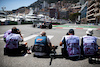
[37,39,43,41]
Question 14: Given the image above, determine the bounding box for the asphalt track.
[0,24,100,67]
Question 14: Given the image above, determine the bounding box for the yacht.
[0,11,9,22]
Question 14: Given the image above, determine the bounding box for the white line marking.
[0,38,3,40]
[63,28,76,29]
[0,34,4,37]
[0,34,24,37]
[24,35,38,41]
[24,54,28,57]
[24,35,54,41]
[83,28,97,30]
[0,34,24,41]
[0,34,54,41]
[97,37,100,39]
[47,35,54,39]
[80,37,82,39]
[21,34,24,36]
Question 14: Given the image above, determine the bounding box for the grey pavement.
[0,24,100,67]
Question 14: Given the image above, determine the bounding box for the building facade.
[49,7,58,18]
[86,0,96,24]
[59,9,67,19]
[94,0,100,25]
[79,1,88,24]
[86,0,100,25]
[80,0,86,5]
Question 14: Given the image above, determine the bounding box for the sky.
[0,0,37,11]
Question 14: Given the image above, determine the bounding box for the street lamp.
[1,7,6,11]
[1,7,8,25]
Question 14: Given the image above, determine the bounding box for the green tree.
[69,13,81,22]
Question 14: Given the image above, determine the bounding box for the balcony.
[87,3,95,10]
[94,13,100,17]
[87,8,94,14]
[88,1,95,7]
[96,0,100,2]
[86,13,94,18]
[95,2,99,6]
[87,18,96,21]
[94,8,99,11]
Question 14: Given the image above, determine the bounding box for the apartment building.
[94,0,100,25]
[86,0,96,24]
[80,0,86,5]
[59,9,67,19]
[79,1,88,24]
[49,7,57,18]
[87,0,100,25]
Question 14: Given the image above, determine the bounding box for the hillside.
[48,0,79,3]
[28,0,79,8]
[10,0,79,14]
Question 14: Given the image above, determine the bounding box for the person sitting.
[32,31,54,56]
[81,29,98,57]
[4,27,31,55]
[3,29,12,43]
[60,29,81,59]
[3,27,21,43]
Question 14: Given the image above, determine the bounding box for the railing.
[87,8,94,14]
[87,3,95,10]
[87,18,96,21]
[95,2,99,6]
[94,13,100,17]
[94,8,99,11]
[86,13,94,18]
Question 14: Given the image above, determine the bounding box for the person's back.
[34,36,47,46]
[3,29,12,42]
[81,29,98,56]
[82,35,98,56]
[33,31,51,56]
[6,33,22,49]
[60,29,81,57]
[5,27,23,49]
[4,27,32,55]
[64,35,80,57]
[3,27,21,43]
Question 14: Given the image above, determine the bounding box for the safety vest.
[64,35,80,57]
[6,33,22,49]
[3,29,11,39]
[33,36,47,52]
[83,35,98,55]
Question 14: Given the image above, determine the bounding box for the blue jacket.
[34,36,47,46]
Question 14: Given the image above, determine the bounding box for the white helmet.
[86,29,93,35]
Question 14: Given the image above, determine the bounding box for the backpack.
[33,36,51,53]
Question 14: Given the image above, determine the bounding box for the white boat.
[25,14,40,22]
[37,14,52,22]
[7,14,21,22]
[0,11,9,22]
